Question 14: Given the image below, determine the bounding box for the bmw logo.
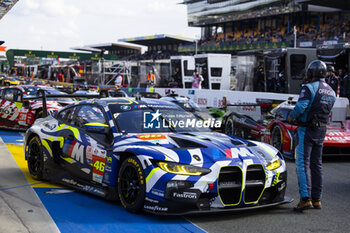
[120,105,131,111]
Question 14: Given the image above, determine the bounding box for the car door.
[59,104,113,184]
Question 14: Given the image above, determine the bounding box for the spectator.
[191,71,204,89]
[115,73,123,88]
[326,66,340,96]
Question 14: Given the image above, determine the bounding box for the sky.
[0,0,200,52]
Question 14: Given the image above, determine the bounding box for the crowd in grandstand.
[122,50,177,61]
[199,21,350,46]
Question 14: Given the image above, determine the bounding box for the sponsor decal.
[93,173,103,183]
[278,182,286,191]
[63,141,84,163]
[143,110,221,129]
[106,156,112,164]
[172,191,198,199]
[104,164,112,172]
[143,205,168,212]
[271,172,280,187]
[145,197,159,203]
[134,104,147,109]
[197,98,208,105]
[137,134,166,140]
[325,136,350,142]
[225,147,255,158]
[151,188,165,197]
[0,107,14,115]
[86,146,93,160]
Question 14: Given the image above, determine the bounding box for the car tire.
[271,125,283,153]
[117,156,146,213]
[225,118,235,136]
[27,136,44,180]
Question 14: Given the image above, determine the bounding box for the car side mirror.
[85,123,110,134]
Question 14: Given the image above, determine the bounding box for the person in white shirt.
[115,74,123,88]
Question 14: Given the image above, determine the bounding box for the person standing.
[326,66,339,96]
[147,70,156,87]
[115,73,123,88]
[337,68,346,97]
[191,71,204,89]
[288,60,336,212]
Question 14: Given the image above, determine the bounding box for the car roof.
[161,96,188,102]
[77,97,179,107]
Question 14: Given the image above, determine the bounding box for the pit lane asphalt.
[187,157,350,233]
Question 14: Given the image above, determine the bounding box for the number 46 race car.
[25,94,292,214]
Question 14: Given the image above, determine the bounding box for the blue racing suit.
[289,79,336,199]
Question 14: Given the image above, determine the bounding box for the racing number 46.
[94,161,105,172]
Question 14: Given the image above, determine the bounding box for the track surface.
[187,158,350,233]
[1,129,350,233]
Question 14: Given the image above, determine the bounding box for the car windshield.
[23,86,73,102]
[275,108,292,122]
[175,99,200,112]
[109,104,211,133]
[22,86,38,96]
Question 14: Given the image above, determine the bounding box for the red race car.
[0,85,66,130]
[223,101,350,159]
[261,102,350,159]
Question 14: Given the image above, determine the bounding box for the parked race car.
[0,75,21,86]
[24,96,291,214]
[223,101,350,159]
[160,95,214,121]
[0,85,62,129]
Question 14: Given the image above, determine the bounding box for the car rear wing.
[20,89,110,118]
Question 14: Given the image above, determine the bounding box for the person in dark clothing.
[326,66,339,96]
[288,60,336,212]
[338,68,346,97]
[254,64,265,92]
[170,67,182,88]
[342,72,350,101]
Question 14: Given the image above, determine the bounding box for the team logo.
[120,105,131,111]
[143,110,161,129]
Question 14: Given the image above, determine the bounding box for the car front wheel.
[117,156,146,213]
[271,125,284,153]
[27,136,44,180]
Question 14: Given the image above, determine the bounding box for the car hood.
[115,132,279,166]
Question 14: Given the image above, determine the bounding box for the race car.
[223,100,350,159]
[0,76,21,86]
[24,96,291,214]
[160,95,215,122]
[0,85,62,129]
[223,111,267,140]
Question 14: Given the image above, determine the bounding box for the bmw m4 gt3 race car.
[24,97,292,214]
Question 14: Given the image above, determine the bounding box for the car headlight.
[154,161,211,176]
[266,158,281,171]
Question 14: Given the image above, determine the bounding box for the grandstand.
[0,0,18,20]
[181,0,350,53]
